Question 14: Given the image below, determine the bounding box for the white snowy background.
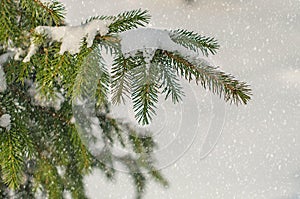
[60,0,300,198]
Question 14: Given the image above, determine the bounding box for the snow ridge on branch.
[23,19,112,62]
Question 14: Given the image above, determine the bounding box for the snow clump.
[0,114,11,129]
[23,19,112,62]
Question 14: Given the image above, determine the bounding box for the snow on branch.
[120,28,198,59]
[119,28,211,71]
[23,19,112,62]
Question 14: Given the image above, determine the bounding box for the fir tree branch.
[113,155,146,199]
[32,0,65,26]
[108,9,151,33]
[153,50,184,103]
[97,34,121,54]
[131,59,159,125]
[132,82,159,125]
[0,0,19,45]
[148,169,169,188]
[163,51,252,104]
[0,123,33,190]
[0,129,25,189]
[71,44,106,101]
[111,55,133,104]
[21,0,65,27]
[95,48,110,108]
[0,87,34,190]
[85,9,150,33]
[170,29,220,56]
[97,110,126,148]
[64,163,89,199]
[34,157,64,198]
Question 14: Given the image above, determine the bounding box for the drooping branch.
[163,51,251,104]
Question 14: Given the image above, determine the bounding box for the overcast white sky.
[60,0,300,198]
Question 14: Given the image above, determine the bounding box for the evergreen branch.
[85,9,150,33]
[96,78,109,108]
[64,163,89,199]
[0,126,33,190]
[70,44,95,99]
[148,169,169,188]
[14,171,35,199]
[111,55,133,104]
[108,9,151,33]
[0,129,25,189]
[131,60,159,125]
[126,129,168,190]
[56,53,77,97]
[132,172,146,199]
[129,133,155,154]
[71,46,107,102]
[153,50,184,103]
[0,91,34,190]
[114,155,146,199]
[159,64,184,103]
[84,15,115,24]
[132,81,159,125]
[21,0,65,27]
[95,47,110,108]
[92,114,168,198]
[96,111,126,147]
[24,44,74,99]
[170,29,219,56]
[34,157,64,198]
[164,51,252,104]
[97,35,121,55]
[69,126,93,172]
[34,47,56,96]
[34,0,66,26]
[0,0,19,45]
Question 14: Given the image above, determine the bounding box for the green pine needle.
[131,58,159,125]
[163,51,252,105]
[170,29,220,56]
[109,9,151,33]
[111,55,133,104]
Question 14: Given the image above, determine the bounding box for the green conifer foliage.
[0,1,251,198]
